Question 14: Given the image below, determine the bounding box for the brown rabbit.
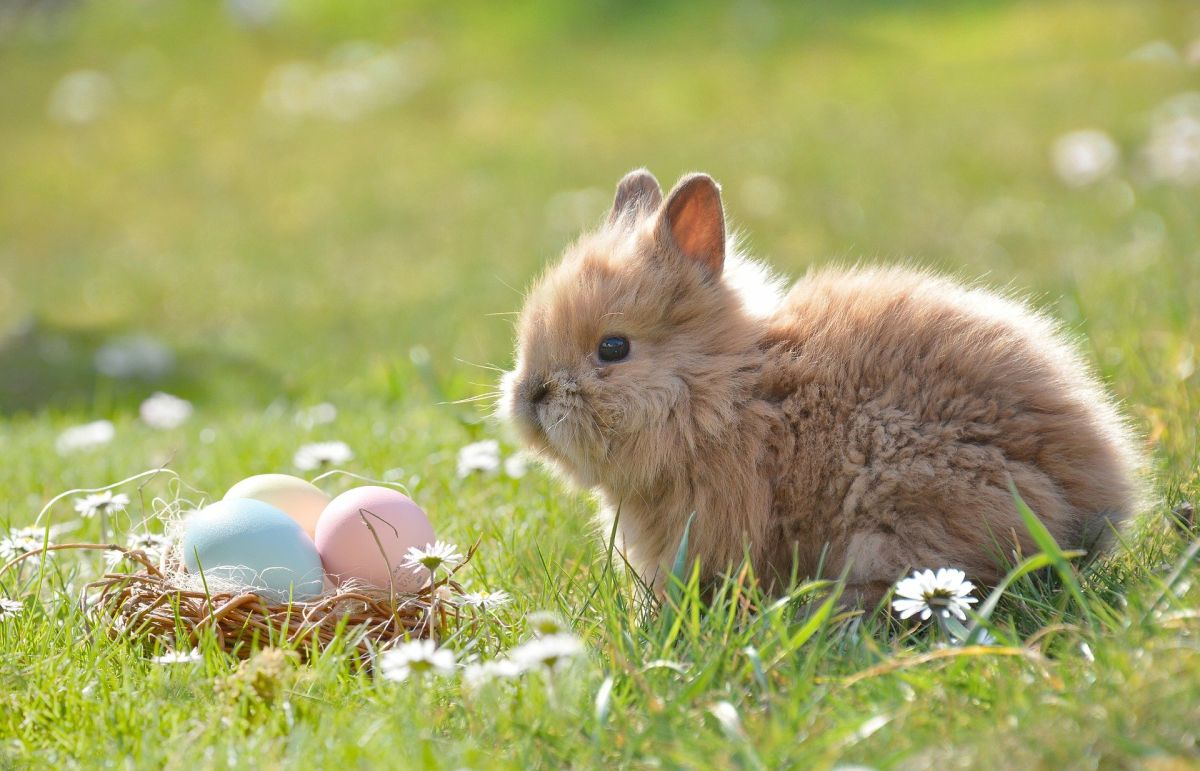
[501,169,1142,604]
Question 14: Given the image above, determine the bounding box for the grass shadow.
[0,315,285,416]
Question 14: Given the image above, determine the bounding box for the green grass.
[2,0,1200,767]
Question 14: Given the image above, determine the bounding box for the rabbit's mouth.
[500,368,609,479]
[500,369,564,451]
[529,391,584,455]
[499,371,542,434]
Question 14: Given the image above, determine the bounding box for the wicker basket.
[3,543,474,660]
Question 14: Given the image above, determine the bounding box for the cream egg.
[223,474,331,537]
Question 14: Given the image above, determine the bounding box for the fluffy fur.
[501,169,1142,603]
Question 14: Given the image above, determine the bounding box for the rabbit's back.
[756,266,1140,594]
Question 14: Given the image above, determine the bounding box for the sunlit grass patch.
[1,0,1199,767]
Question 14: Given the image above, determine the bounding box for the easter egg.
[182,498,325,601]
[223,474,330,537]
[314,486,435,592]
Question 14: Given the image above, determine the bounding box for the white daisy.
[73,491,131,520]
[0,598,22,622]
[401,541,464,576]
[456,440,500,477]
[129,532,172,555]
[1145,113,1200,185]
[457,589,512,612]
[226,0,283,29]
[891,568,979,621]
[378,639,456,681]
[151,648,203,665]
[461,657,523,688]
[139,392,193,429]
[47,69,115,126]
[55,420,115,455]
[108,532,173,568]
[503,452,529,479]
[295,402,337,428]
[708,701,744,738]
[508,633,584,673]
[526,610,567,636]
[1051,129,1119,187]
[293,440,354,470]
[0,527,51,561]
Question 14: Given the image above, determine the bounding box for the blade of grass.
[659,511,696,639]
[766,588,838,670]
[1009,481,1094,628]
[1144,534,1200,621]
[964,552,1056,643]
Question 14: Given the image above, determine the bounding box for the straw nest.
[2,542,476,661]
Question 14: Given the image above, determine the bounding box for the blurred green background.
[4,5,1200,765]
[0,0,1197,497]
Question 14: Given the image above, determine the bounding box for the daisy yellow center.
[923,589,955,605]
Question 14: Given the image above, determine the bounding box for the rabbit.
[500,168,1142,605]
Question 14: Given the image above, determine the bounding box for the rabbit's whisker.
[456,357,509,373]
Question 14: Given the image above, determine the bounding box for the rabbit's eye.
[597,336,630,362]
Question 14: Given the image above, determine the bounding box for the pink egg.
[314,486,435,592]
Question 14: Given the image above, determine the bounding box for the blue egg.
[182,498,324,602]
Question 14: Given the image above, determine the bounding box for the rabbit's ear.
[660,173,725,276]
[608,168,663,227]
